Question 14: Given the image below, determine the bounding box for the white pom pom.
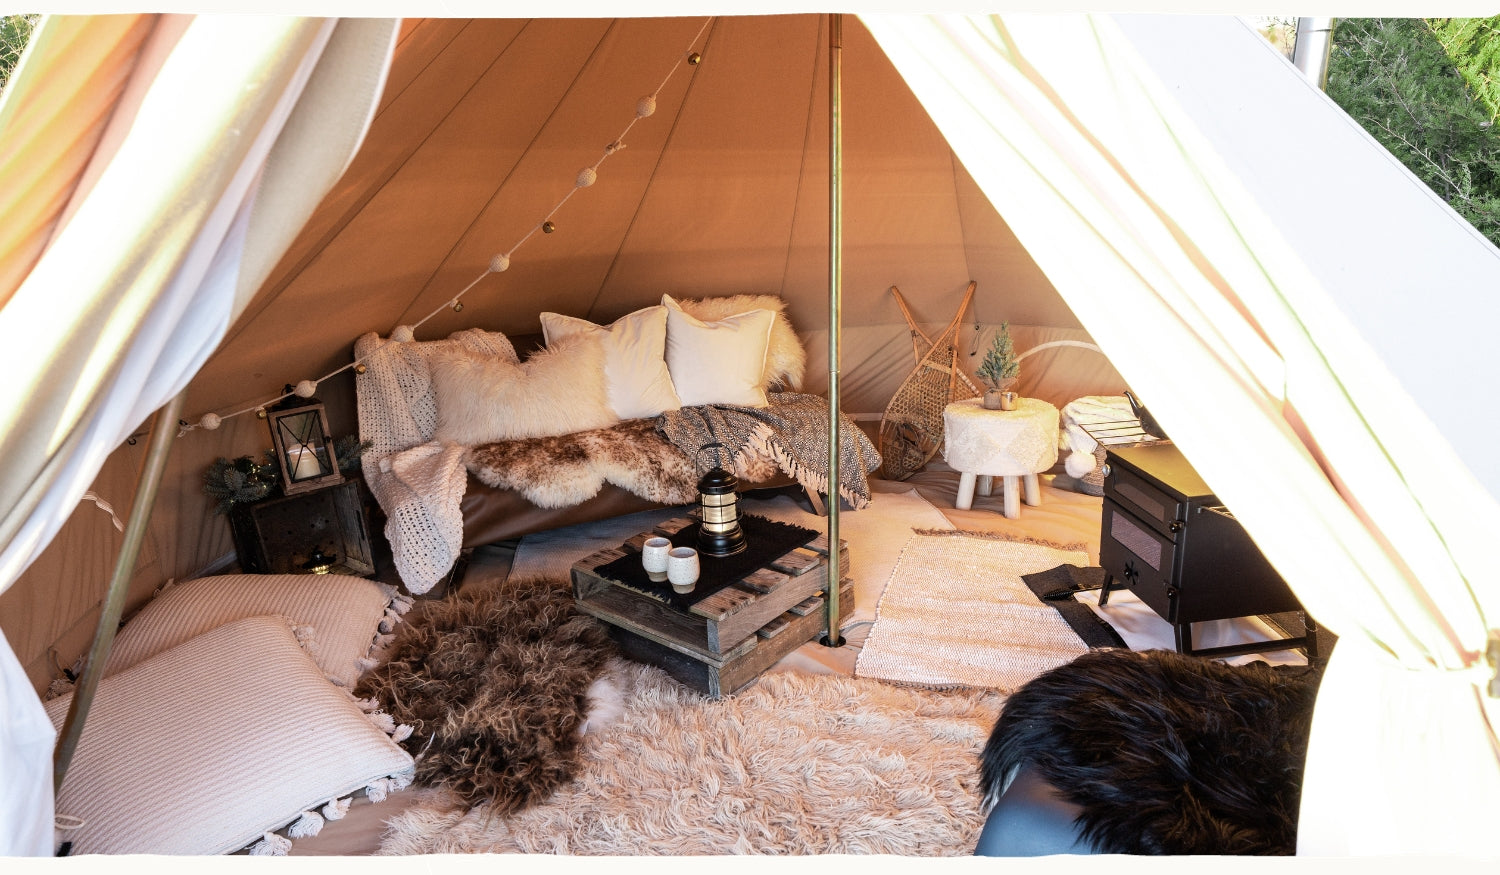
[249,832,292,856]
[322,797,351,821]
[576,167,597,188]
[294,380,317,398]
[198,413,221,431]
[488,253,510,273]
[1064,449,1096,479]
[636,95,656,117]
[288,810,324,838]
[392,724,414,743]
[391,325,415,343]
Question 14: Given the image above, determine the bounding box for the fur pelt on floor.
[352,576,616,814]
[979,648,1323,855]
[376,659,1003,855]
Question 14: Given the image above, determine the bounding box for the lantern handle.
[697,442,728,470]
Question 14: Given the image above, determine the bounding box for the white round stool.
[941,397,1060,518]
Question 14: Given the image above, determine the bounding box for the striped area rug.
[855,531,1093,692]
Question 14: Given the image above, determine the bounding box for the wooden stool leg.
[956,472,978,510]
[1022,473,1041,506]
[1002,475,1021,518]
[977,474,994,497]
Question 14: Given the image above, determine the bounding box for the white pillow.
[540,306,682,420]
[430,331,618,444]
[46,616,414,855]
[104,573,401,689]
[661,294,775,408]
[672,293,805,391]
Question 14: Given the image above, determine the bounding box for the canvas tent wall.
[1,11,1497,858]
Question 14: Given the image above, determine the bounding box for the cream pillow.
[47,616,414,855]
[661,294,775,408]
[430,331,617,444]
[104,573,402,688]
[671,293,805,391]
[540,306,682,420]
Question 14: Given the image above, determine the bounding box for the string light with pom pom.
[178,18,714,438]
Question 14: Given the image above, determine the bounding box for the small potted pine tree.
[976,321,1019,410]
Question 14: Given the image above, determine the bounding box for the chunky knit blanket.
[657,392,882,510]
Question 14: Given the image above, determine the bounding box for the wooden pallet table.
[572,516,852,698]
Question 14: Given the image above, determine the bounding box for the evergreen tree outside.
[1326,18,1500,247]
[0,14,39,96]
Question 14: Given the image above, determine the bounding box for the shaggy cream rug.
[376,659,1002,855]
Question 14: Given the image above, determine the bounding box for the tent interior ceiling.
[0,13,1126,694]
[189,14,1104,424]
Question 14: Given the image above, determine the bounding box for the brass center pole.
[54,391,185,792]
[822,12,844,647]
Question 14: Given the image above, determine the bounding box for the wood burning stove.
[1097,441,1319,659]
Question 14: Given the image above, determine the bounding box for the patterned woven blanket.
[656,393,882,509]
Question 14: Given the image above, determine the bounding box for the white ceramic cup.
[666,546,700,592]
[641,537,672,582]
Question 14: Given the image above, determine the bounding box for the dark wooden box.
[229,479,375,577]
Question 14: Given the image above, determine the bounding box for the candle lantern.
[267,387,344,496]
[696,443,746,557]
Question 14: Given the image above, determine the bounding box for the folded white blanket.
[1059,395,1133,478]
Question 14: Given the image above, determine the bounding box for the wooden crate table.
[571,514,851,698]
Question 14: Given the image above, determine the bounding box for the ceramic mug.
[642,536,672,582]
[666,546,700,592]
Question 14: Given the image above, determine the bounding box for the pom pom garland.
[198,413,221,431]
[576,167,598,187]
[542,220,556,234]
[636,95,656,117]
[391,325,415,343]
[489,253,510,273]
[294,380,317,398]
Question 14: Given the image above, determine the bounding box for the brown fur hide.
[353,576,615,814]
[464,417,779,508]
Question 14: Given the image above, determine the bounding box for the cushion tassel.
[249,832,292,856]
[389,770,414,792]
[287,810,324,839]
[389,594,415,616]
[322,797,351,821]
[373,632,396,649]
[353,696,380,712]
[365,777,391,803]
[392,723,413,743]
[355,656,380,673]
[368,710,396,733]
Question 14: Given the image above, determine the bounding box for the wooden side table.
[942,397,1060,518]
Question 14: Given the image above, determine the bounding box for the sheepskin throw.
[353,576,615,814]
[657,392,882,509]
[979,648,1324,855]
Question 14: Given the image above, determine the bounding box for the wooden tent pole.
[53,391,185,791]
[822,12,844,647]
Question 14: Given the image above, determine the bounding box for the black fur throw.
[353,575,616,814]
[979,648,1323,855]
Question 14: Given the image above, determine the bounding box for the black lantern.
[266,387,343,496]
[696,443,746,557]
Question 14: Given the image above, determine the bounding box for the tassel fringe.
[249,832,292,856]
[389,771,414,792]
[368,711,396,733]
[287,810,324,838]
[322,797,351,821]
[365,778,391,803]
[392,724,414,743]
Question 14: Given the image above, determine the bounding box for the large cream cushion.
[47,616,414,855]
[540,305,682,420]
[103,573,399,689]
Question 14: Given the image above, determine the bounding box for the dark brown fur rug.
[353,576,615,814]
[978,648,1324,855]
